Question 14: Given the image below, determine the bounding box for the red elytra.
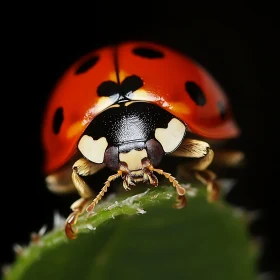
[42,41,240,175]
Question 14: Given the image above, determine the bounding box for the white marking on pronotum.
[78,135,108,163]
[155,118,186,153]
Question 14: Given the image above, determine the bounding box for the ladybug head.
[77,101,187,186]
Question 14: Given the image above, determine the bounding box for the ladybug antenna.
[86,171,122,212]
[141,158,186,196]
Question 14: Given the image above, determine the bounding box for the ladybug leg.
[45,164,76,194]
[192,169,219,202]
[173,194,187,209]
[192,148,244,201]
[171,138,211,159]
[182,148,219,202]
[170,138,219,202]
[212,150,245,168]
[65,158,105,239]
[86,162,138,214]
[65,198,93,240]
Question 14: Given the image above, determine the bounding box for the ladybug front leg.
[65,158,105,239]
[170,138,218,202]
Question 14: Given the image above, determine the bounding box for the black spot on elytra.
[75,56,99,74]
[53,107,64,134]
[97,81,120,97]
[132,47,164,58]
[97,75,143,97]
[217,100,227,120]
[121,75,143,94]
[185,81,206,106]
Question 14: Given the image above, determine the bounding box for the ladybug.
[42,41,242,239]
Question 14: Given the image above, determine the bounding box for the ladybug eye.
[52,107,64,134]
[217,100,227,120]
[132,47,164,59]
[75,56,99,74]
[185,81,206,106]
[97,81,119,97]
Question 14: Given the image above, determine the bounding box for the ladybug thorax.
[78,101,186,175]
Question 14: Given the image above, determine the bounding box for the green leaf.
[4,184,257,280]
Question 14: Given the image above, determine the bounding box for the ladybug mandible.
[42,41,241,239]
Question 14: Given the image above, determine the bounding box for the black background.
[2,2,279,279]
